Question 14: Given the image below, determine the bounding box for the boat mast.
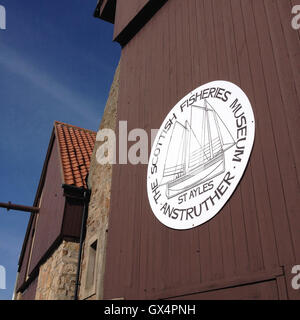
[184,120,191,175]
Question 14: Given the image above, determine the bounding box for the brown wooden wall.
[17,132,84,295]
[20,277,38,301]
[28,137,66,276]
[104,0,300,300]
[17,136,66,292]
[16,215,37,291]
[113,0,150,39]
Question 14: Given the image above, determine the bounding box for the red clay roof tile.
[54,121,96,188]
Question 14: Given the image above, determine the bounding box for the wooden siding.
[17,132,85,293]
[28,137,65,276]
[16,215,37,291]
[113,0,150,39]
[104,0,300,299]
[168,280,279,300]
[20,277,38,300]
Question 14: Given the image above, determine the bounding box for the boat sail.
[161,99,236,199]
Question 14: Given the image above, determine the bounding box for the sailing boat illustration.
[161,99,236,199]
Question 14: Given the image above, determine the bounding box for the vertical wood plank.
[239,0,280,271]
[263,0,300,261]
[251,0,296,265]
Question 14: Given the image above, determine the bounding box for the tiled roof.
[54,121,96,188]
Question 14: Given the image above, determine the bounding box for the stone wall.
[79,62,120,300]
[35,240,79,300]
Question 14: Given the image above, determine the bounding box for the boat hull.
[166,153,225,199]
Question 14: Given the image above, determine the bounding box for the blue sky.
[0,0,120,300]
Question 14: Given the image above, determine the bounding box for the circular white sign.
[147,81,255,230]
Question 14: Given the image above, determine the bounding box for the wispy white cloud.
[0,43,100,123]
